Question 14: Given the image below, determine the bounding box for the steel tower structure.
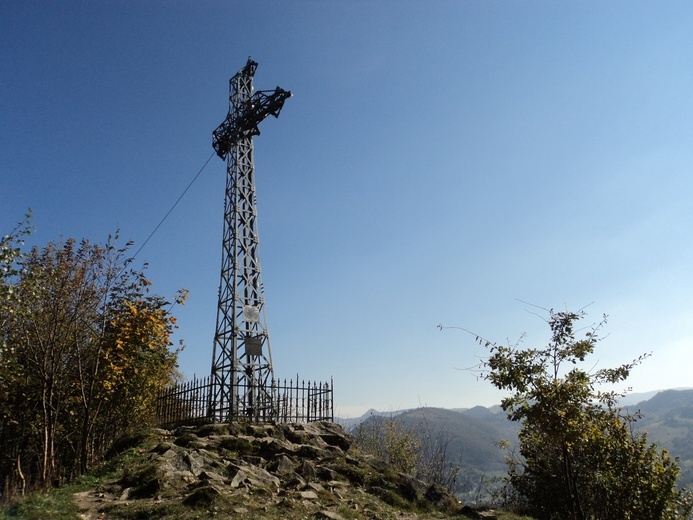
[209,58,291,421]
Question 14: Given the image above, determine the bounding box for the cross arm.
[213,87,292,159]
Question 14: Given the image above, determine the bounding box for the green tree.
[474,309,691,519]
[0,223,182,497]
[0,211,34,495]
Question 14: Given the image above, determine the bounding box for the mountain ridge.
[341,388,693,499]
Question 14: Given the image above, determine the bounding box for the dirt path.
[73,487,131,520]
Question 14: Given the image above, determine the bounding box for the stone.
[319,434,352,451]
[182,484,221,506]
[314,511,347,520]
[229,463,280,490]
[241,455,266,467]
[283,475,307,490]
[184,452,205,476]
[308,482,324,492]
[230,468,249,489]
[318,467,339,481]
[160,449,177,460]
[301,460,317,479]
[253,436,296,458]
[81,421,465,518]
[274,454,295,475]
[198,469,225,483]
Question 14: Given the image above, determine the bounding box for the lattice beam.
[209,58,290,422]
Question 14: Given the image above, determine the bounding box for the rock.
[252,436,296,458]
[174,433,199,448]
[308,482,324,492]
[273,454,295,475]
[241,455,266,467]
[194,423,231,437]
[318,466,339,481]
[150,442,173,455]
[82,422,465,518]
[301,460,317,479]
[314,511,347,520]
[182,484,221,506]
[160,448,177,460]
[319,434,352,451]
[229,467,250,489]
[283,474,307,490]
[297,444,322,459]
[184,452,205,476]
[198,469,225,483]
[397,473,427,500]
[229,463,280,490]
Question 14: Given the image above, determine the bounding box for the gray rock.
[229,463,280,490]
[301,459,317,479]
[184,452,205,476]
[275,454,295,475]
[314,511,347,520]
[198,469,225,483]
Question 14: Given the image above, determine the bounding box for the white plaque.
[243,305,260,323]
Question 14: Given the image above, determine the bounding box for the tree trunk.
[562,442,584,520]
[16,454,25,497]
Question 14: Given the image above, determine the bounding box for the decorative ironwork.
[208,58,291,422]
[157,376,334,428]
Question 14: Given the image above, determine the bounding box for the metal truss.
[209,58,291,422]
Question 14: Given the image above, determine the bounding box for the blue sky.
[3,1,692,417]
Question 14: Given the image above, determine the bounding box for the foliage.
[0,216,183,499]
[354,412,460,493]
[355,415,422,475]
[474,308,692,519]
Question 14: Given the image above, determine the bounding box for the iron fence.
[156,375,333,427]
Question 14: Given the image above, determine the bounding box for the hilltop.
[4,421,530,520]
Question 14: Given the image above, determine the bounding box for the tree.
[0,211,34,496]
[355,415,423,475]
[0,223,183,497]
[470,308,691,519]
[354,413,460,493]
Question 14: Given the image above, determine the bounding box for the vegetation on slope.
[0,214,183,498]
[474,308,693,519]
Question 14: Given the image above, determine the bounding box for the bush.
[475,309,692,519]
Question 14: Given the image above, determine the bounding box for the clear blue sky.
[3,1,692,417]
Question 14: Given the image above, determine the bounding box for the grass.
[1,430,159,520]
[1,479,88,520]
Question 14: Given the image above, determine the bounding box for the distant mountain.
[347,406,519,501]
[335,407,408,431]
[340,388,693,498]
[626,388,693,488]
[394,407,519,472]
[617,388,692,407]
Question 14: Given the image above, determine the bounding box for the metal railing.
[155,375,333,427]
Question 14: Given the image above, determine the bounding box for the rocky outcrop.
[76,421,463,519]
